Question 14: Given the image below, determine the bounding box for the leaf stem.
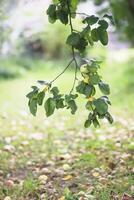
[50,59,74,84]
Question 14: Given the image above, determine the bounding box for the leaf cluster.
[26,0,113,128]
[47,0,78,24]
[47,1,109,52]
[66,14,109,53]
[27,85,78,118]
[76,59,113,128]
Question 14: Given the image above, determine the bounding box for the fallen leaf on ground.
[0,170,4,176]
[4,145,15,153]
[40,193,47,199]
[92,172,100,177]
[38,175,48,184]
[63,175,73,181]
[21,141,29,146]
[5,137,11,144]
[62,164,71,171]
[99,177,108,184]
[5,180,14,188]
[131,185,134,193]
[40,167,51,174]
[121,193,133,200]
[4,196,12,200]
[108,162,116,170]
[58,196,65,200]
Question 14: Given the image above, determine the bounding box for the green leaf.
[93,98,108,115]
[76,81,87,95]
[57,7,68,25]
[75,37,88,52]
[46,4,57,23]
[86,101,93,110]
[103,14,114,25]
[88,112,93,120]
[90,73,100,85]
[47,4,56,17]
[65,94,77,102]
[68,100,77,114]
[93,118,100,128]
[85,85,95,97]
[67,32,88,51]
[70,0,78,14]
[98,81,110,95]
[50,87,59,97]
[81,26,91,37]
[84,119,92,128]
[66,32,80,46]
[37,80,50,86]
[56,98,64,109]
[44,98,56,117]
[98,19,108,29]
[37,91,45,106]
[97,26,108,46]
[70,94,78,99]
[71,0,78,10]
[27,86,39,116]
[105,112,114,124]
[87,63,99,73]
[87,35,94,46]
[31,86,39,90]
[26,86,39,99]
[76,81,95,96]
[83,15,99,25]
[101,96,111,105]
[76,81,86,94]
[91,28,99,42]
[29,98,38,116]
[52,0,59,4]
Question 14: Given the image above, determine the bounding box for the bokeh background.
[0,0,134,199]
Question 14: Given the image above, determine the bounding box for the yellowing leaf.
[43,86,49,92]
[4,197,12,200]
[38,175,48,184]
[92,172,100,177]
[88,96,94,102]
[62,164,71,171]
[63,175,73,181]
[84,77,89,84]
[58,196,65,200]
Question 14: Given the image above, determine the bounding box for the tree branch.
[50,59,74,84]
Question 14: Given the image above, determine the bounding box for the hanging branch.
[26,0,113,128]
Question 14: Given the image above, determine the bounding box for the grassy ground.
[0,49,134,200]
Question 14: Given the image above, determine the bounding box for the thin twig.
[50,59,74,84]
[70,58,78,94]
[71,12,91,17]
[67,0,79,94]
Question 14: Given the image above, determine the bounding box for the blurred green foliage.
[0,57,22,79]
[12,22,72,59]
[38,22,71,59]
[92,0,134,44]
[0,56,43,79]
